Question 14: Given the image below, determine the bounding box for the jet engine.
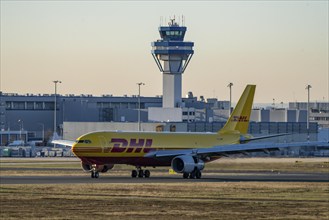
[99,164,114,173]
[81,162,114,173]
[171,155,204,173]
[81,163,93,172]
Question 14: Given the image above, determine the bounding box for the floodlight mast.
[137,82,145,131]
[53,80,62,138]
[227,83,233,115]
[306,84,311,141]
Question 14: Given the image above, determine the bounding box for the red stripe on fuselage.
[77,156,172,167]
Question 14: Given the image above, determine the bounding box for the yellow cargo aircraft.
[53,85,328,179]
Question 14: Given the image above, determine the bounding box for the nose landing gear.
[90,164,100,178]
[91,171,99,178]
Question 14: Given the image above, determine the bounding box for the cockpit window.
[77,140,92,144]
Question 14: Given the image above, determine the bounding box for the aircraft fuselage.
[72,131,241,166]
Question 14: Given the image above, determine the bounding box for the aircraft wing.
[241,133,291,143]
[145,141,329,159]
[51,139,75,147]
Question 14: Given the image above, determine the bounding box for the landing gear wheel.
[144,170,150,178]
[138,170,144,178]
[195,170,202,179]
[183,173,189,179]
[189,171,196,179]
[91,171,99,178]
[94,172,99,178]
[131,170,137,178]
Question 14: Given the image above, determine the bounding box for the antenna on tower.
[182,15,185,26]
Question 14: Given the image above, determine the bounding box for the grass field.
[0,157,329,219]
[1,182,328,219]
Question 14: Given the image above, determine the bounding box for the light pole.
[227,83,233,115]
[53,80,61,138]
[137,82,145,131]
[38,123,44,143]
[306,84,311,141]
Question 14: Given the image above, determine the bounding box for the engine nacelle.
[81,162,114,173]
[171,155,204,173]
[99,164,114,173]
[81,162,93,172]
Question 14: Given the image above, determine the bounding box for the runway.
[1,172,328,184]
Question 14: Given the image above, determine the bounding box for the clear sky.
[1,1,328,103]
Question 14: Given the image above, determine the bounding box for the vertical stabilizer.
[219,85,256,134]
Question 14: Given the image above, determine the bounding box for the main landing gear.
[131,167,150,178]
[183,169,202,179]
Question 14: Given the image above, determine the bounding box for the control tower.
[151,18,194,108]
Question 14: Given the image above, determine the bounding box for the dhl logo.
[103,138,153,153]
[232,116,248,122]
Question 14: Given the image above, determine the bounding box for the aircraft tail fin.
[219,85,256,135]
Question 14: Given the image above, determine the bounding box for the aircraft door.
[98,136,110,153]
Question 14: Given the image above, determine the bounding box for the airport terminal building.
[0,91,328,145]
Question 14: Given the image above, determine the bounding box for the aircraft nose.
[70,139,102,155]
[71,143,78,156]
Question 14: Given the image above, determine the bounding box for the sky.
[1,1,328,104]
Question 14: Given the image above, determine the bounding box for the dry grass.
[1,182,328,219]
[207,158,329,173]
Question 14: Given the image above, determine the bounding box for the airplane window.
[77,140,92,144]
[161,31,167,38]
